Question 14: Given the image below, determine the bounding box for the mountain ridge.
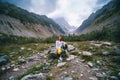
[0,2,64,38]
[75,0,120,34]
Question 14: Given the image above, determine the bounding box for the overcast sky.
[0,0,111,27]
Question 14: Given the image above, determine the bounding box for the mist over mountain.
[53,17,76,34]
[0,2,64,38]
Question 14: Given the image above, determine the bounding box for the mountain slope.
[54,17,76,34]
[0,2,64,38]
[75,0,120,34]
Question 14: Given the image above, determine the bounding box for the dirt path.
[49,55,98,80]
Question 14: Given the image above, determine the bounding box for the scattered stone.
[80,73,83,77]
[27,56,35,61]
[21,73,46,80]
[92,68,99,71]
[96,72,106,78]
[118,72,120,76]
[9,76,14,80]
[102,42,112,46]
[64,71,67,75]
[80,59,85,63]
[35,44,38,46]
[49,48,56,53]
[102,51,110,56]
[82,51,92,56]
[10,52,18,55]
[20,47,25,50]
[66,55,76,61]
[87,62,94,68]
[110,76,119,80]
[57,62,66,67]
[96,60,102,66]
[6,66,11,69]
[1,67,6,71]
[64,76,74,80]
[71,70,75,73]
[68,45,75,51]
[13,68,19,72]
[78,51,82,54]
[0,55,9,66]
[93,44,102,47]
[89,77,98,80]
[114,49,120,56]
[10,64,15,67]
[49,73,53,77]
[18,58,26,64]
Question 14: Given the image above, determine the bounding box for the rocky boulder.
[82,51,92,56]
[0,55,9,66]
[21,73,46,80]
[67,45,75,51]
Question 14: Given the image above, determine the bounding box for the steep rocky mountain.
[75,0,120,34]
[54,17,76,34]
[0,2,64,38]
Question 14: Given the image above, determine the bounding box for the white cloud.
[29,0,110,27]
[29,0,57,15]
[47,0,99,27]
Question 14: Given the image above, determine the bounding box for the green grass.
[74,41,120,78]
[0,43,52,64]
[16,63,45,80]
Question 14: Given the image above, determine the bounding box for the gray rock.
[0,55,9,66]
[57,62,66,67]
[20,47,25,50]
[118,72,120,76]
[10,64,15,67]
[49,48,56,54]
[10,52,18,56]
[68,45,75,51]
[110,76,119,80]
[87,62,94,68]
[89,77,98,80]
[66,55,76,61]
[18,58,26,64]
[96,60,102,66]
[102,42,112,46]
[82,51,92,56]
[13,68,19,72]
[27,56,35,61]
[114,49,120,56]
[21,73,46,80]
[92,43,102,47]
[102,51,110,56]
[9,76,14,80]
[6,66,11,69]
[64,76,73,80]
[1,67,6,71]
[96,72,106,78]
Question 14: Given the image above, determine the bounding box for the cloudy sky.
[0,0,111,27]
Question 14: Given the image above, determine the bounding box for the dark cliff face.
[0,2,64,38]
[75,0,120,34]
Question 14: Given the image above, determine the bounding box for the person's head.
[57,35,62,41]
